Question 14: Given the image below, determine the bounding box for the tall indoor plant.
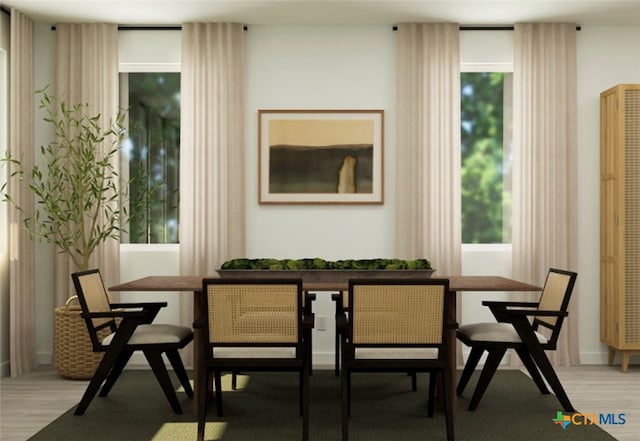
[2,89,131,271]
[2,89,137,379]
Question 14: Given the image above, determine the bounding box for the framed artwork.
[258,109,384,204]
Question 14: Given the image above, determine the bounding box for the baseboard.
[0,359,9,377]
[37,351,53,366]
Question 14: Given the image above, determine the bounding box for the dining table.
[110,274,541,415]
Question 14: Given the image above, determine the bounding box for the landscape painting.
[259,109,384,204]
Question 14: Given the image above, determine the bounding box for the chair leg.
[335,332,340,376]
[302,365,310,441]
[214,371,224,417]
[143,350,183,414]
[232,371,238,390]
[442,368,455,441]
[347,372,352,417]
[468,348,506,411]
[299,371,304,416]
[197,366,208,441]
[514,347,549,395]
[341,365,349,441]
[427,372,436,418]
[99,349,134,397]
[410,371,417,391]
[527,344,575,412]
[74,348,121,415]
[457,346,483,396]
[166,348,194,398]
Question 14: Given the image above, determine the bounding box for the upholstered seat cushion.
[213,347,296,358]
[355,347,439,359]
[102,324,192,346]
[458,322,548,344]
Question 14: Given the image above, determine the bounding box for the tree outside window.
[461,72,512,244]
[120,72,180,244]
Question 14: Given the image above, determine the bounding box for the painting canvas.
[259,109,384,204]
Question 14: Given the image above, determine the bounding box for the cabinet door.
[623,87,640,348]
[600,89,622,346]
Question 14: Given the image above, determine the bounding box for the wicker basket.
[54,297,108,380]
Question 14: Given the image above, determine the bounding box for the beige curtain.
[512,23,579,366]
[53,24,120,307]
[395,23,462,276]
[179,23,246,362]
[8,9,36,376]
[395,23,462,365]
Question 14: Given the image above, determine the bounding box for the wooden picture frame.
[258,109,384,204]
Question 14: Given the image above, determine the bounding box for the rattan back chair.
[71,269,193,416]
[456,268,578,412]
[339,278,455,441]
[196,278,314,441]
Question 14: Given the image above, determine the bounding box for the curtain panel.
[512,23,579,366]
[8,9,36,376]
[395,23,462,276]
[395,23,462,365]
[179,23,246,362]
[54,23,120,307]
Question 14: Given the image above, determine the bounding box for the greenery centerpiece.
[219,258,434,284]
[221,257,432,271]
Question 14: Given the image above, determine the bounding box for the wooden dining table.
[110,274,541,415]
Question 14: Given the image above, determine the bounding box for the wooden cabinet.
[600,84,640,372]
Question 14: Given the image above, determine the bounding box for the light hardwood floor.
[0,365,637,440]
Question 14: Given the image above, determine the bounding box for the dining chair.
[332,291,345,376]
[338,278,455,441]
[196,278,314,441]
[456,268,578,412]
[71,269,193,415]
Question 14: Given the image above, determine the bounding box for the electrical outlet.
[316,315,327,331]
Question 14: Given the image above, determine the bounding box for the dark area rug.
[29,369,617,441]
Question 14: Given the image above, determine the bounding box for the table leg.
[193,290,205,415]
[448,292,457,414]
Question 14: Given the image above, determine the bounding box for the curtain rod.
[48,24,582,32]
[1,6,10,16]
[392,25,581,31]
[51,24,248,31]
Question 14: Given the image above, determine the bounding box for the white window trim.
[461,62,513,73]
[119,62,180,73]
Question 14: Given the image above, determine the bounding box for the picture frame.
[258,109,384,204]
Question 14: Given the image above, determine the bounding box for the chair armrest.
[81,309,151,320]
[482,300,539,309]
[335,311,348,332]
[331,291,348,314]
[491,307,568,324]
[499,309,568,317]
[445,320,459,330]
[110,301,168,310]
[303,313,315,329]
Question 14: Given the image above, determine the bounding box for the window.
[461,72,513,244]
[120,72,180,244]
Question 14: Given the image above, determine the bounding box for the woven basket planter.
[54,298,108,380]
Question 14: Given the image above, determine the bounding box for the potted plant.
[1,88,136,378]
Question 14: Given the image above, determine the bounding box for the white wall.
[11,23,640,372]
[576,25,640,364]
